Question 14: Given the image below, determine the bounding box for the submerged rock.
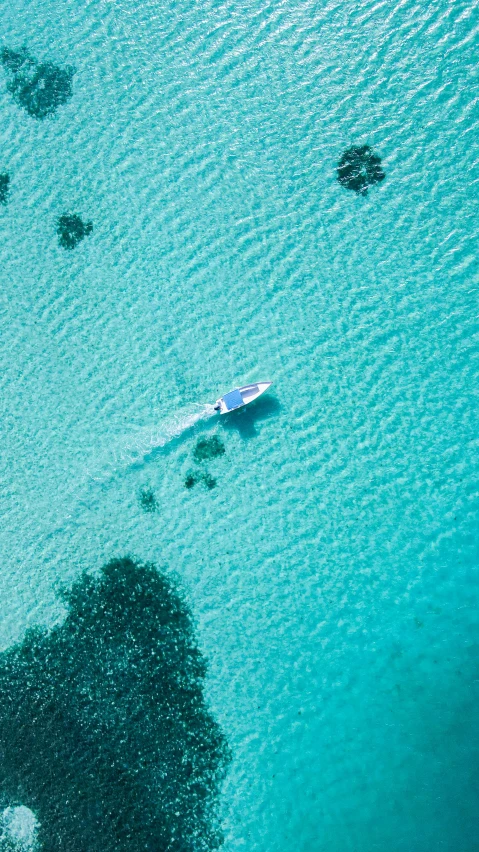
[138,487,158,513]
[56,214,93,250]
[0,174,9,205]
[337,145,385,195]
[193,436,225,464]
[0,558,230,851]
[1,47,74,120]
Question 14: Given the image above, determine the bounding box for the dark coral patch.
[202,472,217,490]
[139,487,158,513]
[337,145,385,195]
[1,47,74,120]
[185,471,200,489]
[184,470,217,491]
[56,213,93,250]
[193,435,225,464]
[1,46,31,74]
[0,557,230,852]
[0,173,9,205]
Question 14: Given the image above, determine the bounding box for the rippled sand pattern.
[0,0,478,849]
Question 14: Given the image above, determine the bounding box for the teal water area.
[0,0,478,848]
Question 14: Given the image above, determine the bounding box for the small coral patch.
[185,471,201,490]
[193,435,225,463]
[337,145,385,195]
[0,173,9,205]
[139,487,158,513]
[1,47,30,74]
[201,471,217,490]
[56,214,93,250]
[184,470,217,490]
[1,47,74,120]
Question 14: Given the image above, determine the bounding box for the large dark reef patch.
[0,557,230,851]
[1,47,74,120]
[337,145,385,195]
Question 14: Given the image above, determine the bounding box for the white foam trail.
[85,403,217,483]
[44,404,218,534]
[114,403,217,467]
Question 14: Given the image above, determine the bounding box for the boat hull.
[215,382,272,414]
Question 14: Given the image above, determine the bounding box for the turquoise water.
[0,0,478,847]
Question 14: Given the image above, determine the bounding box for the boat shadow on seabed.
[218,393,281,440]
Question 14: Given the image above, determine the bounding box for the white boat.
[214,382,272,415]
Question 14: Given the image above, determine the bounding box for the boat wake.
[85,403,217,484]
[113,403,217,469]
[45,403,217,536]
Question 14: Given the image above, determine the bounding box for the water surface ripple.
[0,0,478,849]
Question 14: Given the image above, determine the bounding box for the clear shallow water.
[0,0,478,848]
